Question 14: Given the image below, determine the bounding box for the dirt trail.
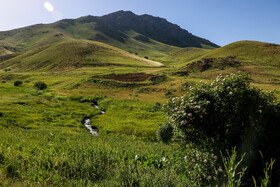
[127,54,165,67]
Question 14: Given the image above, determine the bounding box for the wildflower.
[259,105,262,108]
[229,91,233,95]
[188,113,192,117]
[198,174,201,177]
[192,159,195,162]
[204,112,207,115]
[214,156,217,160]
[218,168,223,172]
[162,157,166,162]
[204,159,207,163]
[184,156,188,162]
[188,170,191,174]
[208,175,212,180]
[196,153,200,157]
[135,155,139,160]
[259,109,262,113]
[200,115,203,118]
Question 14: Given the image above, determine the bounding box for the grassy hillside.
[0,41,16,56]
[194,41,280,67]
[160,47,211,66]
[0,40,164,71]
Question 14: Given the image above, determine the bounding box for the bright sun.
[44,2,54,12]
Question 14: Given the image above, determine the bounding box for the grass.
[0,126,188,186]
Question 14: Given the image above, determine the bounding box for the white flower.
[229,91,233,95]
[135,155,139,160]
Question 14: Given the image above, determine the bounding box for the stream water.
[83,104,106,136]
[84,118,99,136]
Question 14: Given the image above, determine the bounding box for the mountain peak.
[100,10,219,48]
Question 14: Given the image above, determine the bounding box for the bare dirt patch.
[100,73,155,82]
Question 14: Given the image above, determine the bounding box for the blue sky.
[0,0,279,46]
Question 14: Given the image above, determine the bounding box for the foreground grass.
[0,127,192,186]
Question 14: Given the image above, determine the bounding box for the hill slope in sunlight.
[0,40,164,72]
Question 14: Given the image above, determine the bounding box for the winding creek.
[83,104,106,136]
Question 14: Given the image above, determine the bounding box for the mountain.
[100,10,219,48]
[0,10,218,61]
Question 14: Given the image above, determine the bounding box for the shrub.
[34,81,47,90]
[163,72,280,184]
[163,73,279,150]
[156,122,173,143]
[14,80,22,86]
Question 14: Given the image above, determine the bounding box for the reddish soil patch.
[101,73,155,82]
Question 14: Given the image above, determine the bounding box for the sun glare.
[44,2,54,12]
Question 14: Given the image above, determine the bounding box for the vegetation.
[13,80,22,86]
[34,81,47,90]
[163,73,280,185]
[156,122,173,143]
[0,11,280,186]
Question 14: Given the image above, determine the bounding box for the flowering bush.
[183,148,224,186]
[163,73,279,151]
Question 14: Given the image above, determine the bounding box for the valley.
[0,10,280,186]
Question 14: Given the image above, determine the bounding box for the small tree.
[34,81,47,90]
[14,80,22,86]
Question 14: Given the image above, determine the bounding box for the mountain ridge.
[0,10,218,55]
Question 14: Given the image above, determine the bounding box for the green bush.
[163,72,280,184]
[34,81,47,90]
[14,80,22,86]
[163,73,279,150]
[156,122,173,143]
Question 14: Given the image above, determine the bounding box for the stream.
[83,104,106,136]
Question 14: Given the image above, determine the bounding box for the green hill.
[0,40,164,71]
[191,41,280,67]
